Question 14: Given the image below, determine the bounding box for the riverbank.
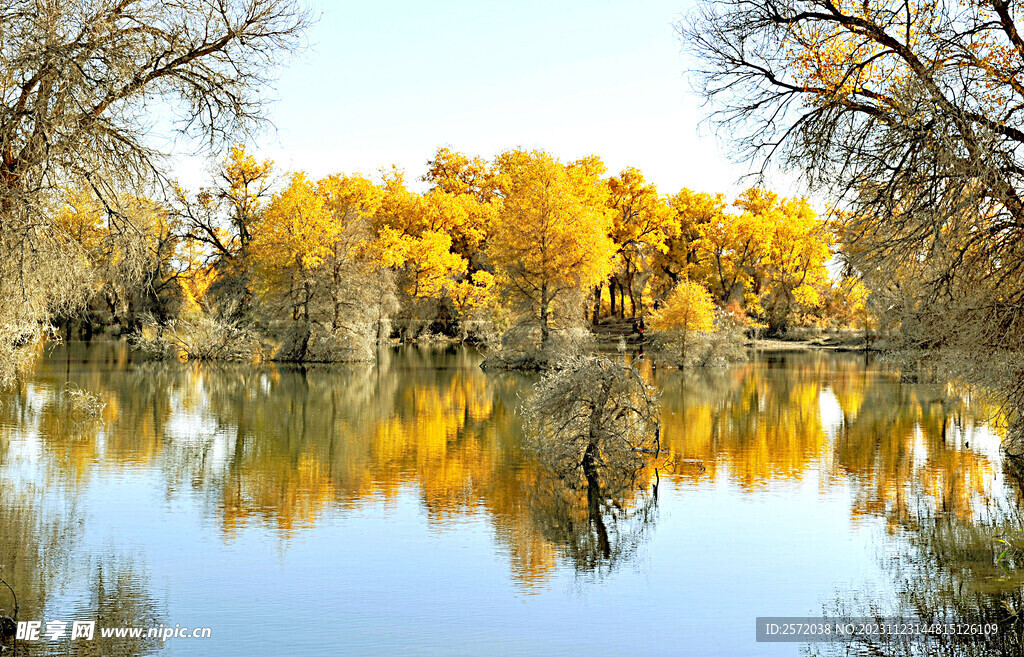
[747,336,873,352]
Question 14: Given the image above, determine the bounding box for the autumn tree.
[693,197,771,307]
[735,191,832,333]
[419,149,500,335]
[317,173,388,338]
[370,167,493,334]
[649,279,717,365]
[172,144,278,321]
[763,198,831,332]
[823,275,874,335]
[423,147,497,203]
[489,150,616,348]
[249,171,384,361]
[649,189,725,305]
[602,168,674,321]
[0,0,310,381]
[184,145,275,261]
[251,173,331,323]
[680,0,1024,448]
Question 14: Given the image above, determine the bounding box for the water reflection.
[656,353,1003,528]
[0,344,1017,642]
[810,506,1024,656]
[526,467,659,576]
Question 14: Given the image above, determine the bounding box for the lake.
[0,343,1019,656]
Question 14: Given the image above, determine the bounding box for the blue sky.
[180,0,782,195]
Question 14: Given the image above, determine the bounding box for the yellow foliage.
[222,143,273,229]
[375,168,495,261]
[694,201,772,303]
[759,196,832,329]
[375,228,468,299]
[424,146,496,201]
[489,149,616,335]
[179,266,218,315]
[650,279,716,333]
[451,270,495,313]
[252,171,335,275]
[649,189,728,302]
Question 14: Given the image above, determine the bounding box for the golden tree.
[603,167,674,320]
[370,166,494,332]
[693,195,771,306]
[183,144,275,263]
[251,172,334,323]
[251,168,387,352]
[649,188,727,304]
[489,149,616,347]
[749,194,832,332]
[650,279,717,365]
[53,191,183,330]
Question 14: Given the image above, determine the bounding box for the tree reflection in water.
[656,352,1001,525]
[6,344,1019,596]
[810,503,1024,656]
[29,559,165,657]
[521,355,662,576]
[0,373,163,657]
[0,487,162,657]
[525,466,659,576]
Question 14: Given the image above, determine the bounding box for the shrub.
[133,315,267,361]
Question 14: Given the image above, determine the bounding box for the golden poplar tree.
[489,150,616,346]
[604,167,674,320]
[650,279,717,364]
[250,172,335,322]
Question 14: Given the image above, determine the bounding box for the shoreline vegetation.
[48,145,874,373]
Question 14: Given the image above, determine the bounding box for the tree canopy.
[680,0,1024,450]
[0,0,311,381]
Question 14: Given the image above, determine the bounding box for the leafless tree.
[523,355,660,478]
[522,355,662,570]
[680,0,1024,455]
[0,0,312,382]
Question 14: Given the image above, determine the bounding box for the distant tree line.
[51,145,871,361]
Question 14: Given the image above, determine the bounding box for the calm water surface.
[0,344,1018,656]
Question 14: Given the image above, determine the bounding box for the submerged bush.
[523,355,660,474]
[133,315,267,362]
[481,323,592,371]
[61,383,107,419]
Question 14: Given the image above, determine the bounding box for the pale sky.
[177,0,790,196]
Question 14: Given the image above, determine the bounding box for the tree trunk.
[609,280,617,317]
[592,284,602,325]
[582,377,613,559]
[583,440,611,559]
[625,265,638,318]
[540,283,550,349]
[297,321,311,361]
[303,280,311,323]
